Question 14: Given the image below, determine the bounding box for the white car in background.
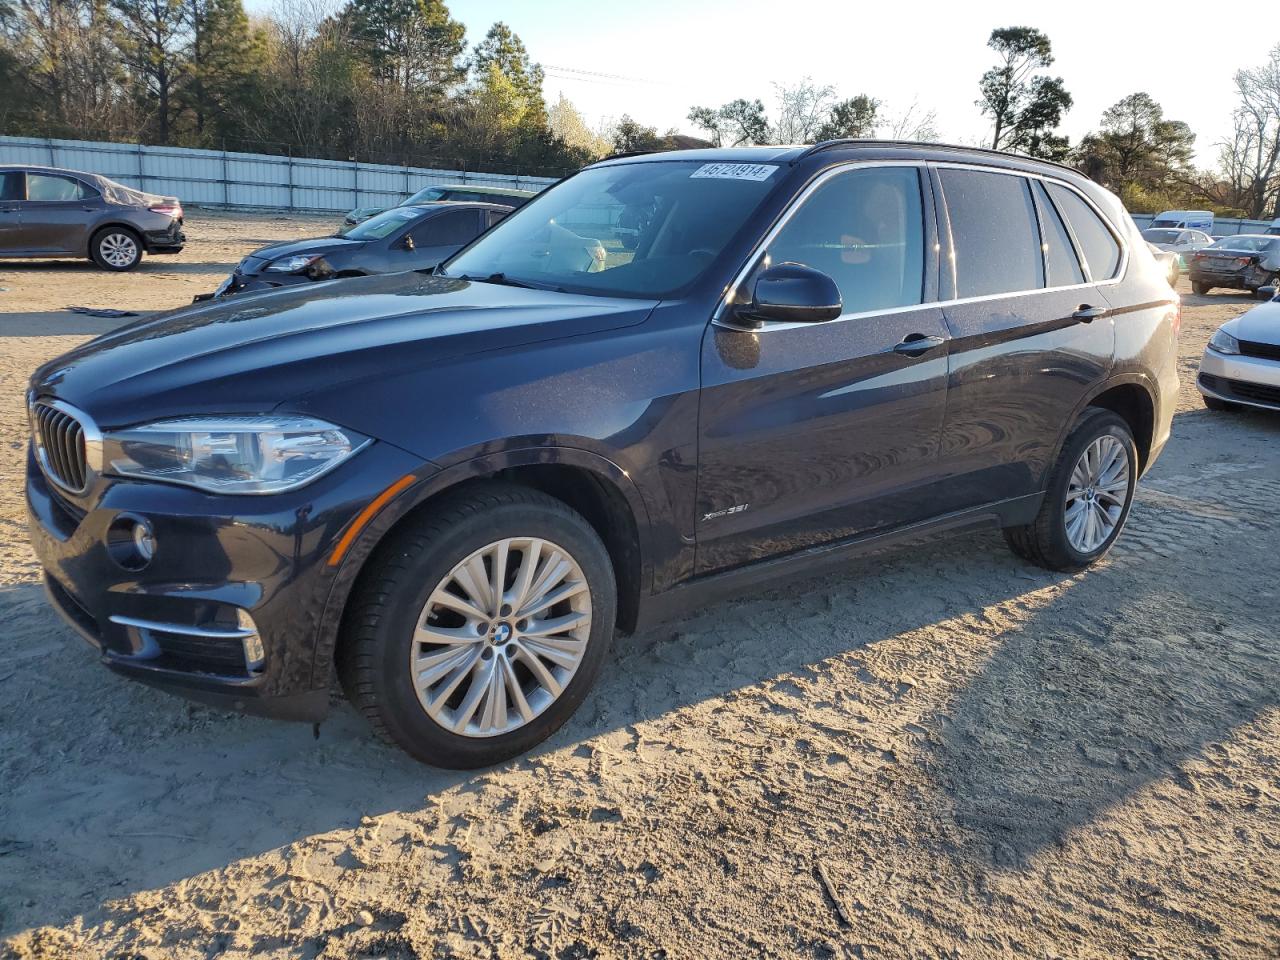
[1198,284,1280,412]
[1142,227,1213,263]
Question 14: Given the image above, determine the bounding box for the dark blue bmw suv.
[26,143,1179,767]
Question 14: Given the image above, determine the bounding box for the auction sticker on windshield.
[690,163,778,181]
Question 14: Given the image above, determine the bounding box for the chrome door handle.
[1072,304,1110,323]
[892,334,946,356]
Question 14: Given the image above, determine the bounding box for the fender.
[307,444,655,691]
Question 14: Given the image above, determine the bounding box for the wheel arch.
[313,446,652,690]
[1051,376,1157,482]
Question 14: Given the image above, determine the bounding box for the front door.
[17,172,96,254]
[695,164,951,575]
[0,172,23,253]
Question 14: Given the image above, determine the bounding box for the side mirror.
[402,235,415,251]
[735,262,842,326]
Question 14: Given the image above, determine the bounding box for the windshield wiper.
[457,272,552,291]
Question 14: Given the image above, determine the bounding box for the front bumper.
[206,270,316,300]
[26,439,426,721]
[1198,347,1280,411]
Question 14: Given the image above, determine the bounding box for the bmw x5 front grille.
[31,399,95,494]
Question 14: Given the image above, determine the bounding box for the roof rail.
[795,138,1083,177]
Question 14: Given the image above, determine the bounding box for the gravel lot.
[1,210,1278,960]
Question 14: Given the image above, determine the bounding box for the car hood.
[1227,298,1280,345]
[246,236,366,264]
[31,272,659,428]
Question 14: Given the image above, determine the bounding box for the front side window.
[27,174,89,202]
[941,169,1043,298]
[444,159,782,298]
[1046,183,1122,281]
[758,166,925,314]
[412,209,480,246]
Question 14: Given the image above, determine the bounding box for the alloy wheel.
[1063,435,1130,554]
[409,537,592,738]
[99,233,138,268]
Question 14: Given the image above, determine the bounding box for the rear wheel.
[1003,409,1137,572]
[90,227,143,271]
[1203,394,1242,412]
[1192,281,1211,295]
[338,483,616,768]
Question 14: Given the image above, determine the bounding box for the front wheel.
[1003,409,1137,572]
[91,227,143,271]
[338,483,616,768]
[1192,281,1211,295]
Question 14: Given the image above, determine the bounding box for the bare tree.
[773,77,836,145]
[1221,44,1280,220]
[884,98,938,142]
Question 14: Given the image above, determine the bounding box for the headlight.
[1207,328,1241,355]
[103,415,370,494]
[266,254,322,273]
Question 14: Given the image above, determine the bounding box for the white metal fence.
[1130,213,1275,236]
[0,136,558,213]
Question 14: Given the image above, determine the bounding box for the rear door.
[931,166,1116,513]
[695,163,952,574]
[0,172,23,253]
[18,173,97,253]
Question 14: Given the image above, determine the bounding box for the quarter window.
[761,166,925,314]
[26,174,90,202]
[0,172,21,202]
[940,169,1043,298]
[1045,183,1121,281]
[1031,180,1085,288]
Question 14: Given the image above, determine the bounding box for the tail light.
[149,202,183,220]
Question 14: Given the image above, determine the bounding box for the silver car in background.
[1198,284,1280,411]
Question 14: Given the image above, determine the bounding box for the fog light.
[239,609,265,672]
[106,514,155,571]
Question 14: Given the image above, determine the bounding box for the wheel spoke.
[415,644,478,688]
[478,662,509,733]
[452,559,493,615]
[518,578,587,619]
[522,611,589,638]
[416,623,481,645]
[489,539,509,612]
[428,588,487,623]
[513,645,562,698]
[521,636,585,670]
[424,655,480,720]
[450,659,496,733]
[500,656,534,723]
[506,539,543,611]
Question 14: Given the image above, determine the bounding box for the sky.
[248,0,1276,167]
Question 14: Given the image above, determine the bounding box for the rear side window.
[1031,180,1084,287]
[417,209,481,246]
[763,165,925,314]
[27,174,90,202]
[1046,183,1122,281]
[940,169,1043,298]
[0,172,21,201]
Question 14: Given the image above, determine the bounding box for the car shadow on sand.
[3,437,1279,935]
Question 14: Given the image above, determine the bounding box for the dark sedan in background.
[206,201,508,299]
[341,183,536,231]
[0,164,184,271]
[1188,234,1280,296]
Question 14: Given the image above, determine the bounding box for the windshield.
[1207,236,1274,252]
[405,186,448,205]
[442,160,783,298]
[344,206,422,240]
[1142,229,1182,243]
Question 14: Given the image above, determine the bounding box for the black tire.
[1255,275,1278,299]
[1003,408,1138,573]
[90,226,143,271]
[1203,394,1242,412]
[1192,281,1211,295]
[337,482,616,768]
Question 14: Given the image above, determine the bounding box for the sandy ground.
[0,211,1278,959]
